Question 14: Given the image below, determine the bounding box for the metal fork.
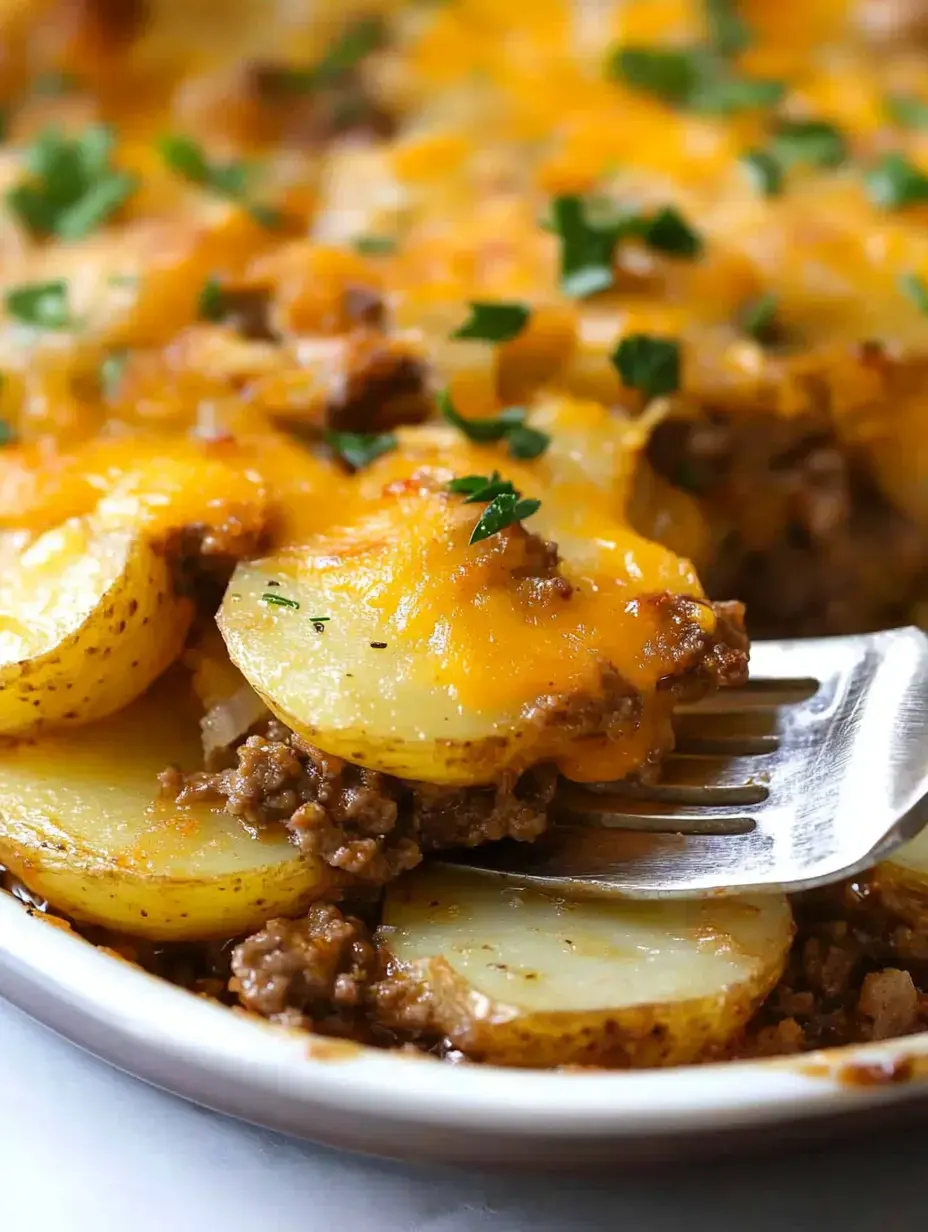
[441,626,928,898]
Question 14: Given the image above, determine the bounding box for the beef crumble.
[162,730,557,884]
[323,328,432,436]
[230,902,377,1034]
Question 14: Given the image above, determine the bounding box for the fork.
[440,626,928,898]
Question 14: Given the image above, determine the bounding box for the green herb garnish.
[261,593,300,609]
[608,45,782,114]
[770,120,847,169]
[100,350,128,398]
[550,195,702,298]
[448,471,518,503]
[5,278,71,329]
[264,17,385,92]
[452,301,530,343]
[439,390,550,459]
[885,94,928,130]
[469,492,541,545]
[866,152,928,209]
[640,205,703,258]
[611,334,681,400]
[158,133,279,227]
[352,234,397,255]
[740,149,783,197]
[900,272,928,316]
[740,292,779,342]
[0,418,15,447]
[704,0,751,58]
[197,275,225,322]
[325,429,397,470]
[6,124,139,240]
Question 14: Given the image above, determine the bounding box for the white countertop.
[1,996,926,1231]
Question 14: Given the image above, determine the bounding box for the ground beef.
[645,411,925,637]
[505,526,574,602]
[739,883,928,1057]
[68,0,148,48]
[230,903,377,1032]
[324,329,432,436]
[163,726,558,884]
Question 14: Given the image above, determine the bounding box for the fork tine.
[442,629,928,898]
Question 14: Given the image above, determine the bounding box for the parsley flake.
[469,492,542,545]
[261,593,300,609]
[900,272,928,316]
[448,472,519,503]
[452,301,530,343]
[439,391,550,459]
[885,94,928,130]
[739,292,779,342]
[611,334,681,400]
[866,152,928,210]
[608,45,782,114]
[7,124,139,240]
[265,17,386,93]
[740,149,783,197]
[770,120,847,169]
[448,472,542,543]
[158,133,279,227]
[352,234,397,255]
[198,276,225,322]
[100,350,128,398]
[0,418,15,447]
[5,278,71,330]
[325,429,397,470]
[704,0,751,58]
[550,196,702,299]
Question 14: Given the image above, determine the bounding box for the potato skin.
[376,952,788,1069]
[0,525,193,736]
[0,676,341,940]
[1,843,340,942]
[870,860,928,932]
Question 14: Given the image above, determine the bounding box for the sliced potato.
[219,421,724,787]
[0,515,193,736]
[871,827,928,929]
[0,675,337,940]
[378,867,793,1068]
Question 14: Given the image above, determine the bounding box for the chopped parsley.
[0,418,15,447]
[469,492,541,545]
[352,234,397,255]
[866,152,928,210]
[158,133,280,227]
[7,124,139,240]
[261,593,300,609]
[5,278,71,329]
[197,275,225,322]
[608,45,782,114]
[551,195,625,298]
[611,334,681,400]
[770,120,847,170]
[900,272,928,316]
[262,16,385,92]
[100,350,128,398]
[550,196,702,299]
[739,292,779,342]
[325,429,397,470]
[740,149,782,197]
[885,94,928,130]
[439,390,550,459]
[448,471,519,503]
[452,301,530,343]
[704,0,751,58]
[448,474,541,546]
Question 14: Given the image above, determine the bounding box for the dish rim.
[2,887,927,1158]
